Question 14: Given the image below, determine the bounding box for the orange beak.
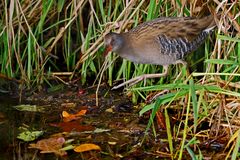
[103,45,112,57]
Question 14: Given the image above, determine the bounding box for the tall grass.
[1,0,240,158]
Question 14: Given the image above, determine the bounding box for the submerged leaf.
[17,130,44,142]
[49,121,94,132]
[13,104,45,112]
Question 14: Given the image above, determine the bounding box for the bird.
[104,15,216,89]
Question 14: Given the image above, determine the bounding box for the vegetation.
[0,0,240,159]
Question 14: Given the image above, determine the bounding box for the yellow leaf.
[74,143,101,152]
[62,111,70,118]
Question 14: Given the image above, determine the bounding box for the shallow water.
[0,85,226,160]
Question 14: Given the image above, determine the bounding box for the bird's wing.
[130,16,215,59]
[158,16,215,58]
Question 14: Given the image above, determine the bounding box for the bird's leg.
[175,60,187,66]
[112,66,168,90]
[174,60,189,79]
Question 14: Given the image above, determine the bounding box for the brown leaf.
[29,137,66,156]
[74,143,101,153]
[49,121,95,132]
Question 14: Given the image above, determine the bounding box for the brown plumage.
[104,15,216,89]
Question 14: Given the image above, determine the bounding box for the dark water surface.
[0,87,160,160]
[0,95,56,160]
[0,85,226,160]
[0,96,18,158]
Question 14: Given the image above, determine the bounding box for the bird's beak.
[103,45,112,57]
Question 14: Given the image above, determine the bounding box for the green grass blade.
[165,108,173,159]
[189,79,198,133]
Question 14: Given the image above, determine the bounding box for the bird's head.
[103,32,123,56]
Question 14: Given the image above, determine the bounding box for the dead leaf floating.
[49,121,95,132]
[17,126,44,142]
[13,104,46,112]
[17,130,44,142]
[29,137,67,156]
[62,110,87,122]
[74,143,101,153]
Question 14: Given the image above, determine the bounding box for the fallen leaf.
[49,121,94,132]
[13,104,45,112]
[17,126,44,141]
[17,130,44,142]
[75,110,87,116]
[29,137,67,156]
[62,111,70,117]
[61,103,76,108]
[74,143,101,153]
[62,110,87,122]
